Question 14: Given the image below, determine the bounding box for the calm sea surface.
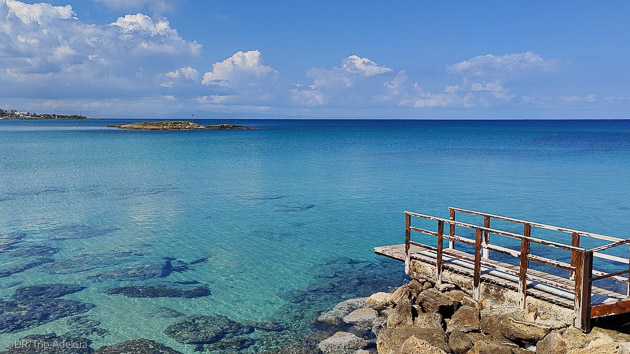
[1,119,629,351]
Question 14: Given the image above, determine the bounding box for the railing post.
[627,244,630,297]
[570,232,581,280]
[574,250,593,332]
[519,223,531,310]
[436,220,445,285]
[449,209,455,250]
[405,213,411,274]
[483,215,490,259]
[473,228,482,300]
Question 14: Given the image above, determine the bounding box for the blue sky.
[1,0,629,118]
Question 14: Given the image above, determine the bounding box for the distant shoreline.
[0,114,90,120]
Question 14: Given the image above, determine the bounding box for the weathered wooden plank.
[436,220,444,284]
[449,209,456,249]
[591,299,630,318]
[574,251,593,332]
[405,213,411,274]
[519,223,531,310]
[484,216,490,259]
[570,232,580,280]
[590,269,630,282]
[473,228,482,300]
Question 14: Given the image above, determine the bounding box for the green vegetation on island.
[107,121,256,130]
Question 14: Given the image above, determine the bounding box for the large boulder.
[416,288,459,317]
[447,306,479,333]
[413,312,443,329]
[536,331,566,354]
[559,326,630,354]
[366,292,393,309]
[387,297,413,328]
[480,310,552,344]
[448,329,473,354]
[466,332,525,354]
[400,336,447,354]
[317,298,368,326]
[343,307,378,329]
[376,327,450,354]
[317,331,368,354]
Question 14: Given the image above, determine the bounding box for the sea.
[0,119,629,352]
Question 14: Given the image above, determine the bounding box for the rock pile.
[315,279,630,353]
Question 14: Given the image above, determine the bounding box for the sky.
[1,0,629,119]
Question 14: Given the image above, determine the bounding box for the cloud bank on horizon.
[0,0,628,118]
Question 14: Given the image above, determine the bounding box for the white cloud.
[5,0,74,24]
[0,0,201,100]
[201,50,278,103]
[448,51,558,80]
[291,55,392,106]
[161,66,199,87]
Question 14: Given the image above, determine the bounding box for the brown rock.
[436,283,457,292]
[387,297,413,328]
[391,284,412,307]
[366,292,393,309]
[376,327,450,354]
[448,329,473,353]
[417,288,459,317]
[343,307,378,328]
[561,326,630,354]
[400,336,447,354]
[536,331,566,354]
[466,332,522,354]
[317,331,368,354]
[480,311,551,344]
[413,312,443,329]
[447,306,480,333]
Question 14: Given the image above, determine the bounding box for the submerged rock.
[202,337,256,352]
[65,316,108,338]
[317,331,368,354]
[105,284,211,298]
[49,224,119,240]
[0,333,92,354]
[164,315,254,344]
[317,298,368,326]
[43,251,143,274]
[0,231,26,251]
[0,258,54,278]
[148,307,185,318]
[8,245,60,258]
[0,299,94,333]
[94,339,181,354]
[12,284,85,300]
[87,260,173,281]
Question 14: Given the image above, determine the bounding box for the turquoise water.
[1,119,629,351]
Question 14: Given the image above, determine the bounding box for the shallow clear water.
[0,119,629,351]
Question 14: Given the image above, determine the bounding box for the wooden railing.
[404,208,630,331]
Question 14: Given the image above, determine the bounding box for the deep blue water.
[0,119,629,351]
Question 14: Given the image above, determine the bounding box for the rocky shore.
[312,279,630,353]
[107,121,256,130]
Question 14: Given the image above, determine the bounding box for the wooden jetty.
[374,207,630,332]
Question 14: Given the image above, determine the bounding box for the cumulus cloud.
[201,50,278,103]
[448,51,558,81]
[161,66,199,87]
[291,55,392,106]
[0,0,201,100]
